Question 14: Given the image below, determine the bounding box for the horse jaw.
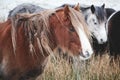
[77,24,93,60]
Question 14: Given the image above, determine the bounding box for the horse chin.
[79,51,93,60]
[79,55,91,60]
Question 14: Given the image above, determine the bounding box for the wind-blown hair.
[11,7,91,56]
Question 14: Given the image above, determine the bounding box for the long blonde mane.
[11,7,92,56]
[68,7,92,39]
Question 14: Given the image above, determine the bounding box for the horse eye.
[69,26,75,32]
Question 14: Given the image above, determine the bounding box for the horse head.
[82,4,107,44]
[49,4,93,60]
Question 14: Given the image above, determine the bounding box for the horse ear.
[64,5,70,15]
[91,5,95,13]
[74,3,80,11]
[102,3,105,8]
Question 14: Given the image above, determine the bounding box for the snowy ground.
[0,0,120,21]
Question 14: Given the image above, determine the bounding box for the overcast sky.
[0,0,120,20]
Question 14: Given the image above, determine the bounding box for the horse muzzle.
[79,50,93,60]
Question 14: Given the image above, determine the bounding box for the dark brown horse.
[107,11,120,59]
[0,5,93,80]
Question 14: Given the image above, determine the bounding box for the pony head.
[83,4,107,44]
[49,5,93,60]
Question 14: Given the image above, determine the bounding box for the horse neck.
[0,19,50,58]
[16,22,50,58]
[0,20,12,46]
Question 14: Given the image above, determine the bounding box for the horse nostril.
[85,51,90,57]
[100,39,103,42]
[80,51,90,58]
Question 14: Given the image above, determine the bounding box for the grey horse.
[8,3,45,18]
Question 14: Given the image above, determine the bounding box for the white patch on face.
[86,14,107,44]
[96,23,107,44]
[77,25,93,60]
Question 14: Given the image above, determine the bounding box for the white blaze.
[77,25,93,60]
[84,10,107,44]
[96,23,107,44]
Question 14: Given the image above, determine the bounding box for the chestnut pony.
[0,5,93,80]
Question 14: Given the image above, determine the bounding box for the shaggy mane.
[11,7,92,56]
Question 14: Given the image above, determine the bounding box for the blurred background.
[0,0,120,21]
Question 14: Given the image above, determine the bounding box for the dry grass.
[0,18,120,80]
[37,53,120,80]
